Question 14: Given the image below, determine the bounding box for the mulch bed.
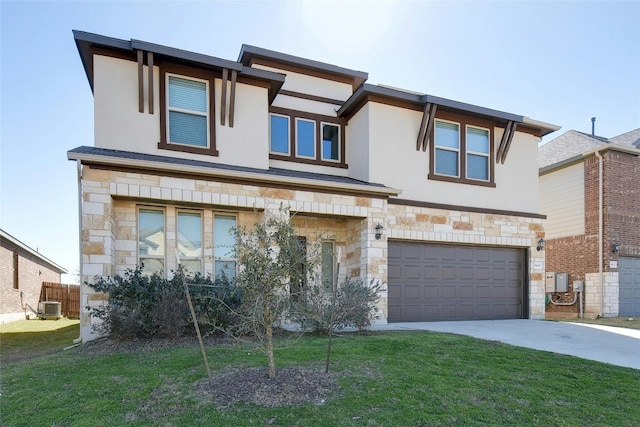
[194,366,337,408]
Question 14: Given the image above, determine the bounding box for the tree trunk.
[266,322,276,379]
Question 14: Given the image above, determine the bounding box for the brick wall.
[1,241,63,322]
[545,151,640,317]
[603,151,640,262]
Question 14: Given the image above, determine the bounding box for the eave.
[73,30,285,102]
[67,147,400,198]
[539,143,640,176]
[0,229,68,274]
[238,44,368,89]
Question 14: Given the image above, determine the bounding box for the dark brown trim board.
[147,52,154,114]
[137,50,144,113]
[248,57,360,89]
[279,90,344,106]
[220,68,228,126]
[229,70,237,127]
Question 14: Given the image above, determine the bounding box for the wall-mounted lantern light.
[536,238,545,251]
[612,242,621,254]
[375,223,383,240]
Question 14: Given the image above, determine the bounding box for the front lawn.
[2,327,639,426]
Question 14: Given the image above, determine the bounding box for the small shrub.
[290,277,381,333]
[87,266,237,340]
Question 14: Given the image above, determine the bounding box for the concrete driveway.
[372,319,640,370]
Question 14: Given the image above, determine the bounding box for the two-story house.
[69,30,558,342]
[539,128,640,318]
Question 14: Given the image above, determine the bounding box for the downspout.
[74,160,83,344]
[594,149,604,316]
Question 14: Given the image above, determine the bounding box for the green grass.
[0,318,80,363]
[2,325,639,426]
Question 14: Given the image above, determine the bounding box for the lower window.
[214,215,237,280]
[138,209,166,276]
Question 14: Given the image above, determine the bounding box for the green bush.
[290,277,381,333]
[87,266,237,340]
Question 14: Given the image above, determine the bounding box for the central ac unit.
[38,301,62,319]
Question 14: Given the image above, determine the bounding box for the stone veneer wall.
[79,165,547,340]
[585,272,619,317]
[79,166,386,341]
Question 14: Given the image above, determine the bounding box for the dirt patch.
[79,334,232,356]
[195,366,337,408]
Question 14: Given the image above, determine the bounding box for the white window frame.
[434,119,461,178]
[176,209,204,274]
[465,124,491,182]
[269,113,291,155]
[295,117,316,159]
[137,207,166,276]
[320,122,341,162]
[166,73,211,149]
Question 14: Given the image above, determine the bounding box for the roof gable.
[0,229,68,274]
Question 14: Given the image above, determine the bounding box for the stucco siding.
[93,55,270,170]
[251,63,353,101]
[366,103,540,213]
[345,104,370,182]
[539,163,585,239]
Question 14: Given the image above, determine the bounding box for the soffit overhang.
[238,44,368,89]
[67,146,400,198]
[539,143,640,176]
[73,30,285,102]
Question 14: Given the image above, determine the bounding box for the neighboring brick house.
[539,128,640,317]
[69,30,559,342]
[0,229,68,323]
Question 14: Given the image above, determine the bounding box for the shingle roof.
[609,128,640,147]
[0,229,68,274]
[538,130,606,168]
[67,146,397,196]
[538,127,640,169]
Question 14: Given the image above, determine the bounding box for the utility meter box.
[555,273,569,292]
[573,280,584,292]
[545,272,556,292]
[545,272,569,292]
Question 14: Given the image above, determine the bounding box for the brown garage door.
[388,242,526,322]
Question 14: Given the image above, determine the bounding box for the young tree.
[226,208,311,379]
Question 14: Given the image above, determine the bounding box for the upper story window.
[168,76,208,148]
[158,65,218,156]
[269,107,346,168]
[429,114,495,187]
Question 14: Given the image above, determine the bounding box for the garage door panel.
[405,265,420,279]
[476,267,490,281]
[619,257,640,317]
[424,266,438,279]
[441,266,457,280]
[388,241,524,322]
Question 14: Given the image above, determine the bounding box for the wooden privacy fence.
[40,282,80,318]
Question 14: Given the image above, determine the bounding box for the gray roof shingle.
[538,128,640,168]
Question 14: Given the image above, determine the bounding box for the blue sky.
[1,1,639,281]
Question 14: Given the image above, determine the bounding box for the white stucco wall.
[346,104,371,183]
[272,95,341,117]
[93,55,269,170]
[365,102,541,213]
[252,63,353,101]
[539,163,586,239]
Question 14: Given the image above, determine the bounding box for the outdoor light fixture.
[612,242,621,254]
[536,238,545,251]
[375,223,383,240]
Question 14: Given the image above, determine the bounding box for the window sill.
[270,153,348,169]
[428,173,496,188]
[158,141,219,157]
